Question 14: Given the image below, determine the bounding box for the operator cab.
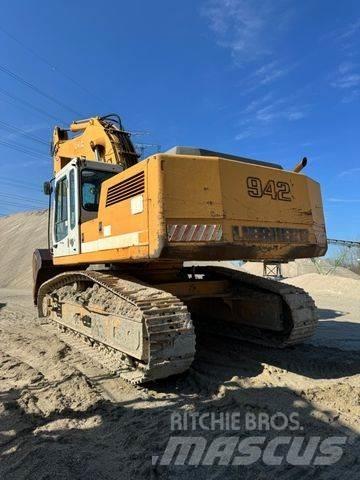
[49,159,122,258]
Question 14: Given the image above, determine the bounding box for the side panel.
[85,161,149,256]
[307,177,327,248]
[163,156,223,219]
[54,161,152,265]
[147,156,166,258]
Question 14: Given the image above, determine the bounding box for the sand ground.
[0,277,359,479]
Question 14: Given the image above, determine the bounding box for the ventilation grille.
[106,171,145,207]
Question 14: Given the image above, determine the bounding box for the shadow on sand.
[1,317,360,479]
[0,369,358,480]
[317,308,348,319]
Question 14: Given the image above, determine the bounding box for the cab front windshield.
[81,169,115,212]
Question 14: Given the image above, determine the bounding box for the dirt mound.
[0,210,47,288]
[283,272,360,297]
[243,258,360,280]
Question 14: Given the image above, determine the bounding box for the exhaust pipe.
[293,157,307,173]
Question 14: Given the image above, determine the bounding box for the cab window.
[81,170,115,212]
[69,170,76,229]
[54,176,68,241]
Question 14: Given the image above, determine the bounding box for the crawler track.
[193,266,318,347]
[37,271,196,384]
[37,267,318,383]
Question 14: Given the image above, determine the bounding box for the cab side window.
[81,170,115,212]
[82,180,99,212]
[69,170,76,229]
[55,176,68,241]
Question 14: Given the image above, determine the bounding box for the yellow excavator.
[33,114,327,383]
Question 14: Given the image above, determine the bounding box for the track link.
[37,271,196,384]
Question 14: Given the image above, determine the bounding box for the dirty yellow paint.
[54,153,327,266]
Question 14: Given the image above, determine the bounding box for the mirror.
[43,181,53,195]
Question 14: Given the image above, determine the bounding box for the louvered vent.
[106,171,145,207]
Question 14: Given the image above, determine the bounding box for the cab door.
[53,166,80,257]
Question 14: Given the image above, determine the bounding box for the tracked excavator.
[33,114,327,384]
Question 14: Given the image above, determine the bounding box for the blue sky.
[0,0,359,242]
